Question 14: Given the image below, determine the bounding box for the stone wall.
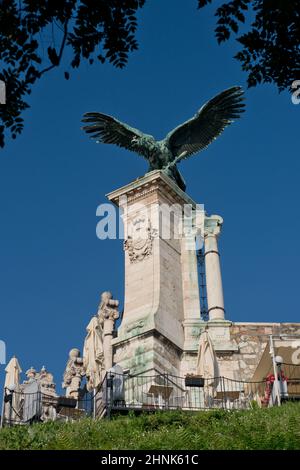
[113,321,300,381]
[225,322,300,381]
[228,323,300,380]
[179,321,300,381]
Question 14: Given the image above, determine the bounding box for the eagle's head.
[132,135,158,153]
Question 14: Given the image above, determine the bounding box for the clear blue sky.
[0,0,299,394]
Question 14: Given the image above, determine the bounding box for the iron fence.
[1,388,42,427]
[95,372,267,415]
[93,362,300,416]
[2,363,299,426]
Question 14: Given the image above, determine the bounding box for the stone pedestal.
[107,171,202,376]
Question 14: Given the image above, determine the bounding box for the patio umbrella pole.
[269,335,281,406]
[93,388,96,419]
[0,386,6,428]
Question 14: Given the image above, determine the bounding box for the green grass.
[0,403,300,450]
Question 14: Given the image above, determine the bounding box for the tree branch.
[39,20,69,77]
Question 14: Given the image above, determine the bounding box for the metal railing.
[93,364,300,416]
[93,372,266,416]
[1,388,42,427]
[2,363,299,426]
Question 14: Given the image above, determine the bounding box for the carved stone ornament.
[124,216,158,263]
[24,366,57,397]
[97,291,120,326]
[62,348,85,400]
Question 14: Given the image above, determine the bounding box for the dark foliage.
[1,404,300,449]
[1,1,299,148]
[198,0,300,91]
[0,0,145,147]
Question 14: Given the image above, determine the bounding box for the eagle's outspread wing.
[81,112,150,158]
[165,86,245,165]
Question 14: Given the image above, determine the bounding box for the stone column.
[103,318,115,371]
[204,214,225,321]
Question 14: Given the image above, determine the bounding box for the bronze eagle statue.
[81,86,245,191]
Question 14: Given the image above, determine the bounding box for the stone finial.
[25,366,37,381]
[62,348,85,400]
[37,366,57,397]
[23,365,57,399]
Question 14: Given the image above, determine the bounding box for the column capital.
[204,214,223,238]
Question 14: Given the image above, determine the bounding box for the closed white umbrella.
[2,356,22,424]
[83,316,104,392]
[4,356,22,389]
[197,331,219,382]
[196,330,219,406]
